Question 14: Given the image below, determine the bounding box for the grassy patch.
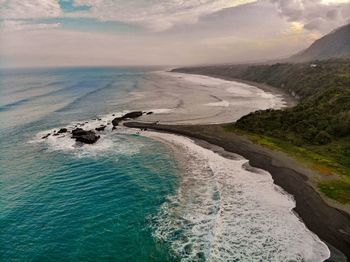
[223,125,350,204]
[319,180,350,204]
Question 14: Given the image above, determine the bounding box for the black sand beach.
[125,122,350,261]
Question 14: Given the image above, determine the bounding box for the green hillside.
[235,60,350,203]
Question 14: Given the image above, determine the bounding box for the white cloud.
[0,2,312,68]
[271,0,350,33]
[1,20,61,32]
[1,0,62,19]
[72,0,257,31]
[0,0,347,68]
[321,0,350,4]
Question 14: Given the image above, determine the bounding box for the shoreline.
[124,121,350,261]
[170,70,298,108]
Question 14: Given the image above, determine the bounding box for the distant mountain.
[289,23,350,62]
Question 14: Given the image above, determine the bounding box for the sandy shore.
[130,71,288,125]
[169,70,298,108]
[125,122,350,261]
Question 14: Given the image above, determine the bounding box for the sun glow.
[290,22,304,34]
[321,0,350,4]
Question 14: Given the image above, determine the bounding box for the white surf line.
[162,71,287,106]
[143,131,330,262]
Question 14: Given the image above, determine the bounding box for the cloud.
[0,20,61,32]
[0,1,314,68]
[71,0,257,31]
[0,0,346,68]
[0,29,301,68]
[1,0,62,19]
[0,0,256,32]
[271,0,350,33]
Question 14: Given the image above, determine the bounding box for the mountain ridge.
[289,23,350,62]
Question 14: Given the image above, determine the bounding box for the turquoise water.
[0,67,180,261]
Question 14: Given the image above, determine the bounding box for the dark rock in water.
[112,126,117,130]
[107,123,111,125]
[112,114,115,116]
[71,128,100,144]
[75,133,100,144]
[71,128,84,137]
[95,125,106,132]
[146,111,153,115]
[53,133,59,136]
[98,118,102,121]
[42,133,50,139]
[122,111,143,119]
[57,128,68,134]
[112,117,123,126]
[112,111,143,126]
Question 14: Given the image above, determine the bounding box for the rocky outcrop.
[71,128,84,136]
[71,128,100,144]
[122,111,143,119]
[42,133,50,139]
[112,117,123,127]
[45,110,147,143]
[95,125,106,132]
[112,111,144,127]
[57,128,68,134]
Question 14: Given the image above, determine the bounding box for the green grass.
[223,125,350,204]
[319,180,350,204]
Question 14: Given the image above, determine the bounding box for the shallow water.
[0,67,330,261]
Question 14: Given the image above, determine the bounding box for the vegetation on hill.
[229,60,350,142]
[289,23,350,62]
[175,59,350,204]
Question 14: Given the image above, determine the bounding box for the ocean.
[0,67,330,261]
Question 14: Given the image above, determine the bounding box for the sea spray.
[146,132,330,262]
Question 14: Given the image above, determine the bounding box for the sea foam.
[31,109,168,158]
[146,132,330,262]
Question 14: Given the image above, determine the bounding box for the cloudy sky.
[0,0,349,68]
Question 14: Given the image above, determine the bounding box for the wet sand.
[131,71,288,125]
[125,122,350,261]
[170,70,298,108]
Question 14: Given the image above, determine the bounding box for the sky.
[0,0,349,68]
